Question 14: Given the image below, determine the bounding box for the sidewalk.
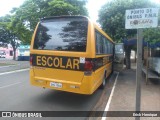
[107,63,160,120]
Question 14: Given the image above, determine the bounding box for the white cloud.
[86,0,108,23]
[0,0,25,17]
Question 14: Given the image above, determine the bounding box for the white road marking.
[0,82,22,89]
[102,72,119,120]
[0,68,29,76]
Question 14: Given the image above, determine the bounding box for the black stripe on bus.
[31,54,113,71]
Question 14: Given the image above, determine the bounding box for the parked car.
[0,52,6,58]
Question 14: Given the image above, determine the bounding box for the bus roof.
[40,15,89,22]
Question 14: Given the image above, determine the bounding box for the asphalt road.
[0,69,116,120]
[0,59,29,73]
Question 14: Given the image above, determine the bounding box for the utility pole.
[135,29,143,120]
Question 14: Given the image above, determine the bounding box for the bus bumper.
[30,70,95,95]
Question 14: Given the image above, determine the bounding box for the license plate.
[50,82,62,88]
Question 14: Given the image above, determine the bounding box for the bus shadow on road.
[36,87,103,111]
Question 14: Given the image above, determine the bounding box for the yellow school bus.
[30,16,114,95]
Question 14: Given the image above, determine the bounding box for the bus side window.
[96,32,102,54]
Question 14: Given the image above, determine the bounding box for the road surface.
[0,68,116,120]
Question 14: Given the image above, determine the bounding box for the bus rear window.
[33,17,88,52]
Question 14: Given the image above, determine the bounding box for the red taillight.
[30,55,33,66]
[84,61,94,76]
[84,61,93,71]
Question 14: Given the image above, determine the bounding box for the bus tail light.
[30,55,33,66]
[84,61,94,76]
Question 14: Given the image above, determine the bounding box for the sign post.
[136,28,143,120]
[125,8,159,120]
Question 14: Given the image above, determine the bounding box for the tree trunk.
[125,45,132,69]
[11,36,18,61]
[13,47,16,60]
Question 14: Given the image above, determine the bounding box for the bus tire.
[99,72,106,89]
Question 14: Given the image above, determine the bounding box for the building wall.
[0,45,30,60]
[0,47,18,59]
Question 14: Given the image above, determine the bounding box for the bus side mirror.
[114,43,124,72]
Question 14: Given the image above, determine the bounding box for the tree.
[10,0,88,44]
[143,9,160,45]
[0,0,88,60]
[98,0,159,69]
[0,15,20,60]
